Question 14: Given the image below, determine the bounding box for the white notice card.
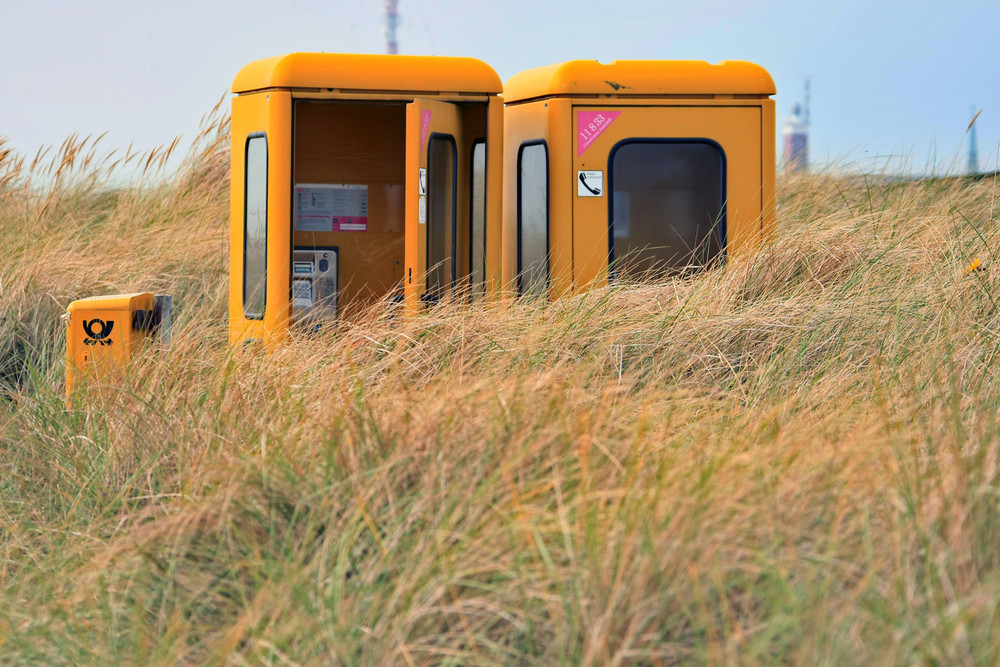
[295,184,369,232]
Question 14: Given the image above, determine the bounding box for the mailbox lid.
[66,292,154,315]
[66,292,154,351]
[233,53,503,96]
[504,60,776,104]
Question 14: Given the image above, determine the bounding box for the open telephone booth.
[229,53,503,346]
[501,60,775,296]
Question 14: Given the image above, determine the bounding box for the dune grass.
[0,113,999,664]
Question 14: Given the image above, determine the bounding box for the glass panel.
[518,143,548,295]
[470,141,486,297]
[243,135,267,318]
[610,142,724,279]
[426,135,456,302]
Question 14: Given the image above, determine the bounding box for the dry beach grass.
[0,110,999,663]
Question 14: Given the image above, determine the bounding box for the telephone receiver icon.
[579,172,601,195]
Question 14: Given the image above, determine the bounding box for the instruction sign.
[295,183,368,232]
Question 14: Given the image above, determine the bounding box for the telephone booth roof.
[232,52,503,95]
[503,60,775,103]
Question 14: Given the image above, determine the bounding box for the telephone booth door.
[571,105,764,287]
[405,99,468,309]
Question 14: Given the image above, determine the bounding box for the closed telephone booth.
[230,53,503,346]
[501,60,776,296]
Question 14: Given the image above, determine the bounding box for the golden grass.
[0,112,998,663]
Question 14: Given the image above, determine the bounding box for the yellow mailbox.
[229,53,504,346]
[501,60,776,295]
[65,292,171,396]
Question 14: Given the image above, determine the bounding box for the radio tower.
[384,0,400,55]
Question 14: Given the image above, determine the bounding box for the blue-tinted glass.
[611,142,724,277]
[518,144,548,295]
[244,136,267,318]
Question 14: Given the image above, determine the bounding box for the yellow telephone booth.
[229,53,503,346]
[501,60,776,296]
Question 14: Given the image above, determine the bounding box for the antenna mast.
[384,0,400,55]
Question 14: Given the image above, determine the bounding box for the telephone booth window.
[243,134,267,319]
[470,141,487,297]
[517,142,548,295]
[609,140,725,278]
[426,134,457,301]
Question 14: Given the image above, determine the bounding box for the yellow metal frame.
[503,59,776,101]
[502,60,776,296]
[233,53,504,96]
[229,54,503,347]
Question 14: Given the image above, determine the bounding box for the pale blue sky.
[1,0,997,175]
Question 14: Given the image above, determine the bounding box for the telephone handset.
[579,171,601,195]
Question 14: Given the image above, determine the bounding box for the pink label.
[420,109,433,150]
[577,110,621,156]
[332,217,368,232]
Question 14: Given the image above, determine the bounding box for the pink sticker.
[577,110,621,156]
[332,217,368,232]
[421,109,433,150]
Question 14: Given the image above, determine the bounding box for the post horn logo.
[83,318,114,346]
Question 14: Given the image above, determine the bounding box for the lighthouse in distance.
[783,79,809,172]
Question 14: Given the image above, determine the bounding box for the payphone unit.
[292,245,338,324]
